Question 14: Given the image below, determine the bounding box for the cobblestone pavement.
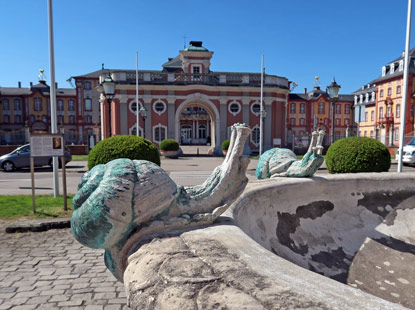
[0,228,131,310]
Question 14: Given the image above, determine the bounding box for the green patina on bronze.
[71,123,252,281]
[256,130,325,179]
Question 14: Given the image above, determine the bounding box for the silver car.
[0,144,72,172]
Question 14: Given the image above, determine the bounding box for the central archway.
[175,93,220,155]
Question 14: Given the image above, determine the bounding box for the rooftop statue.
[71,123,251,281]
[256,130,325,179]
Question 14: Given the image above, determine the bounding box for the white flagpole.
[398,0,412,172]
[48,0,59,197]
[260,54,264,155]
[136,52,140,137]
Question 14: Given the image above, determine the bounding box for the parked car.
[395,137,415,165]
[0,144,72,172]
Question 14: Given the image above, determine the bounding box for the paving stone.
[93,287,115,293]
[0,288,16,294]
[48,295,69,303]
[104,305,122,310]
[8,305,37,310]
[13,291,38,299]
[25,296,51,305]
[84,305,103,310]
[94,292,116,299]
[57,300,83,307]
[39,290,64,296]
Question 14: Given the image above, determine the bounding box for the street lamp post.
[140,106,147,138]
[102,74,116,138]
[327,79,341,145]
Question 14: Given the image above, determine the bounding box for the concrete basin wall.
[232,173,415,309]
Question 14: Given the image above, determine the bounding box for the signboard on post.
[30,134,64,157]
[29,134,67,213]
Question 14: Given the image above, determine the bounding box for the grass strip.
[0,195,73,220]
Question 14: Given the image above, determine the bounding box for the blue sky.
[0,0,413,93]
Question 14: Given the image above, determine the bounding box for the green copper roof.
[185,41,209,52]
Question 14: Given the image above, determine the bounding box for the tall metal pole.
[136,52,140,137]
[398,0,413,172]
[259,54,264,155]
[331,101,335,144]
[48,0,59,197]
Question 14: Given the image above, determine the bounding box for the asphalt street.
[0,157,413,196]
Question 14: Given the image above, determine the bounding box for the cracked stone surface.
[0,228,131,309]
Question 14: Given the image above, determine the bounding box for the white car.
[395,138,415,165]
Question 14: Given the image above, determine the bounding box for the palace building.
[72,41,290,154]
[354,48,415,146]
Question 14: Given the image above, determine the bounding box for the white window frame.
[129,101,142,115]
[250,125,260,146]
[228,101,241,116]
[251,102,261,116]
[153,123,167,143]
[152,100,166,115]
[129,124,143,137]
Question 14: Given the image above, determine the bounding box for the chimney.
[18,81,21,88]
[304,88,307,94]
[55,82,58,89]
[30,82,33,87]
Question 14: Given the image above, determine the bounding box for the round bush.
[326,137,391,173]
[159,139,179,151]
[222,139,230,151]
[88,135,160,170]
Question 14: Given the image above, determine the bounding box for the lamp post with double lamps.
[327,79,341,145]
[102,74,116,138]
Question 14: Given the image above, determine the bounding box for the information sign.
[30,134,64,157]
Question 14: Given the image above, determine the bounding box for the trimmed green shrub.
[222,139,230,151]
[326,137,391,173]
[88,135,160,170]
[159,139,179,151]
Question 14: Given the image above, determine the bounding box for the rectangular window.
[371,111,374,121]
[387,106,392,117]
[396,105,401,118]
[379,107,384,119]
[34,98,42,111]
[14,99,21,111]
[2,99,10,110]
[397,85,401,94]
[335,118,341,126]
[84,81,91,90]
[300,103,305,114]
[387,88,392,96]
[58,115,64,124]
[318,103,325,114]
[154,126,166,143]
[68,99,75,111]
[85,99,92,111]
[300,118,305,125]
[30,115,35,123]
[370,131,374,138]
[290,118,296,125]
[42,115,48,123]
[15,115,21,123]
[85,115,92,123]
[290,103,296,114]
[69,115,75,124]
[336,104,341,114]
[345,119,350,125]
[345,104,350,114]
[365,112,368,122]
[380,89,384,98]
[57,99,64,111]
[4,115,10,123]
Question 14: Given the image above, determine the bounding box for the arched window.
[198,124,206,139]
[181,125,192,144]
[153,124,167,143]
[129,125,143,137]
[251,126,260,146]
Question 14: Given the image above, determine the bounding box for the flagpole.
[48,0,59,197]
[398,0,412,172]
[136,52,140,137]
[259,54,264,155]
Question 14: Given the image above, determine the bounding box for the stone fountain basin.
[125,173,414,309]
[232,172,415,309]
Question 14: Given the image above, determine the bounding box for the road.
[0,158,414,196]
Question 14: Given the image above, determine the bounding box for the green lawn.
[72,155,89,161]
[0,195,73,220]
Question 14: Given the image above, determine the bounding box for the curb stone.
[4,218,71,233]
